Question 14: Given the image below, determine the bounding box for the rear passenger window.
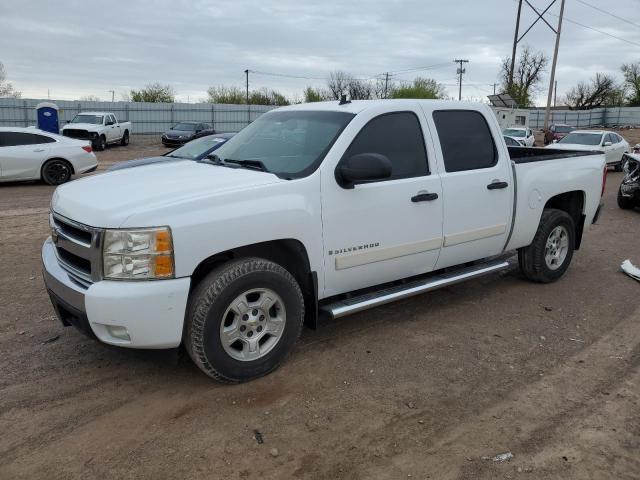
[0,132,55,146]
[433,110,497,172]
[342,112,429,180]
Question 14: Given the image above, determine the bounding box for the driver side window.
[341,112,429,181]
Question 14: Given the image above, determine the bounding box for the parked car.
[0,127,97,185]
[618,153,640,209]
[161,122,215,147]
[502,127,535,147]
[550,124,576,141]
[550,130,629,171]
[108,133,235,171]
[503,135,522,147]
[61,112,131,151]
[43,99,606,382]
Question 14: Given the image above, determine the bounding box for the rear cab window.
[432,110,497,172]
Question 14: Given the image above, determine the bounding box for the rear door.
[321,106,443,297]
[0,131,55,180]
[428,108,513,269]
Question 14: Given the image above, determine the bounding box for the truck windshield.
[503,128,525,137]
[213,110,355,178]
[558,133,603,146]
[71,114,103,124]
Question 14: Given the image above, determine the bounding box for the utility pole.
[244,69,249,105]
[108,90,115,102]
[384,72,390,99]
[509,0,523,89]
[553,80,557,107]
[493,83,498,95]
[454,59,469,101]
[544,0,565,130]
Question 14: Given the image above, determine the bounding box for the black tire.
[41,159,73,185]
[518,208,575,283]
[185,258,305,383]
[618,186,636,209]
[614,163,623,172]
[120,130,129,146]
[93,135,106,151]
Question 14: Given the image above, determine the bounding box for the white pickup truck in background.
[43,99,606,383]
[61,112,131,151]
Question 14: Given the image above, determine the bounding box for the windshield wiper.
[223,158,269,172]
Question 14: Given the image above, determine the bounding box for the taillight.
[601,164,607,197]
[82,145,92,153]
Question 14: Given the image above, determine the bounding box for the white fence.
[0,98,276,134]
[528,107,640,129]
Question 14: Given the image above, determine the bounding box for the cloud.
[1,0,638,103]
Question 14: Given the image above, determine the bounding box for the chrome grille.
[50,213,103,288]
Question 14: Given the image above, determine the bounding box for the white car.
[0,127,98,185]
[502,127,535,147]
[550,130,629,171]
[43,99,606,383]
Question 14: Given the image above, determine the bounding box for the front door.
[321,106,443,297]
[428,108,513,269]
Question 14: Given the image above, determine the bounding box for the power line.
[575,0,640,30]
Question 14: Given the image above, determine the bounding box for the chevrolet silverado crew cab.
[61,112,131,151]
[43,100,606,383]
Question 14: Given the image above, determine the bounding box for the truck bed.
[508,146,602,164]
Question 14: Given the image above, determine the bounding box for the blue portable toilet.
[36,102,60,134]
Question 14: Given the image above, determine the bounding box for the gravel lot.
[1,133,639,479]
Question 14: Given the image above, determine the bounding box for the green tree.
[391,77,446,99]
[621,62,640,106]
[0,62,21,98]
[206,85,290,105]
[303,86,329,102]
[130,82,175,102]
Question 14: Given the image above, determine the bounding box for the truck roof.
[75,112,114,116]
[277,99,488,115]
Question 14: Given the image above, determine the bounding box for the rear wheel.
[519,209,575,283]
[42,159,72,185]
[120,130,129,146]
[618,186,636,209]
[185,258,304,383]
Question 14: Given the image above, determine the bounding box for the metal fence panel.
[0,98,276,134]
[529,107,640,129]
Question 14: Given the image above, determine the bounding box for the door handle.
[33,148,45,152]
[411,192,438,202]
[487,181,509,190]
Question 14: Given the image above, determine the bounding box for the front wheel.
[185,258,304,383]
[93,135,106,151]
[518,209,575,283]
[618,186,636,209]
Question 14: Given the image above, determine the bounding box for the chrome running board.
[321,259,511,319]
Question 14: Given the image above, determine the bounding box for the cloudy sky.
[1,0,639,105]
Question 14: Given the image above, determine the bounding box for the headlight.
[103,227,174,280]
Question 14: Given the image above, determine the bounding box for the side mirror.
[603,141,612,147]
[553,139,558,143]
[66,120,71,123]
[336,153,392,189]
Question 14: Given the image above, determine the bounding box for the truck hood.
[51,160,283,228]
[62,123,101,131]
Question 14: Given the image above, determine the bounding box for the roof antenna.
[339,94,351,105]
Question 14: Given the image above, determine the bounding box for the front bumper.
[162,137,190,146]
[42,238,191,349]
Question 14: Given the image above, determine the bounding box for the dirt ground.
[1,132,639,479]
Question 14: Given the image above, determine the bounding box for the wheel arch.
[543,190,586,249]
[189,238,319,329]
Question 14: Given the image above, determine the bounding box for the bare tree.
[0,62,21,98]
[621,62,640,107]
[327,71,351,99]
[565,73,622,110]
[79,95,101,101]
[499,46,548,107]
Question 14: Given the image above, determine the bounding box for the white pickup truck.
[61,112,131,151]
[43,100,606,383]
